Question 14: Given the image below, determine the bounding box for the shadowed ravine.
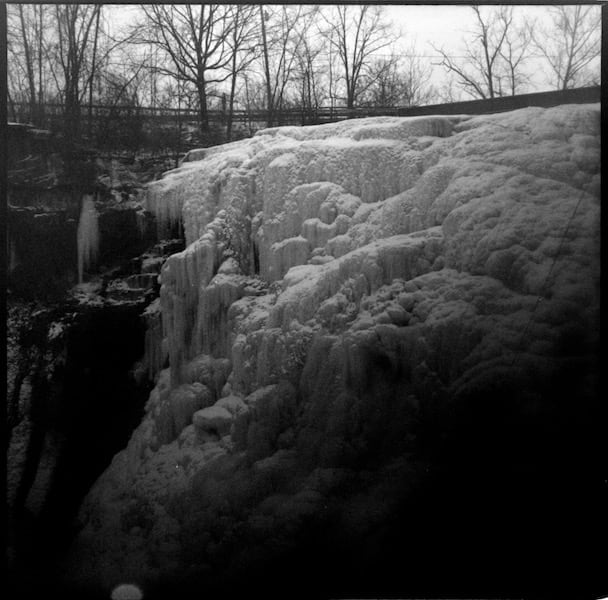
[7,303,152,593]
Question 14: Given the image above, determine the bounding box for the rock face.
[66,105,601,597]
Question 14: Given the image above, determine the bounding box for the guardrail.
[393,85,600,117]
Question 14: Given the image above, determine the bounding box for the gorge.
[7,103,603,600]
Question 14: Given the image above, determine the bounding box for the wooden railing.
[8,86,600,126]
[8,85,600,153]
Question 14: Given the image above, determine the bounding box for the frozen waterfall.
[77,194,100,283]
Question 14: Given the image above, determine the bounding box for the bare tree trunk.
[139,5,233,141]
[7,87,17,122]
[328,34,335,117]
[227,56,237,141]
[244,75,253,135]
[259,6,273,127]
[321,5,396,110]
[37,5,44,125]
[88,7,101,141]
[59,5,99,149]
[150,46,157,112]
[176,81,182,168]
[197,79,209,136]
[18,5,37,123]
[346,86,355,109]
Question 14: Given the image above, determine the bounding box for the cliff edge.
[65,104,601,598]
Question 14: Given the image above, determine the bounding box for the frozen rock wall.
[66,105,601,597]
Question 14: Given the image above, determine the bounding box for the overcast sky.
[107,3,584,45]
[387,3,598,51]
[370,3,599,94]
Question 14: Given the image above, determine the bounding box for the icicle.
[77,194,100,283]
[142,299,167,382]
[135,209,147,239]
[145,181,184,238]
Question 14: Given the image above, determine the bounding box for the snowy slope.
[66,104,600,595]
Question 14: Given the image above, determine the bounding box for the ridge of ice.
[68,105,600,589]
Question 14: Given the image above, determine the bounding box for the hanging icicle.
[135,209,148,240]
[77,194,100,283]
[145,178,185,238]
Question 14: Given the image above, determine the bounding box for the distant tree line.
[432,4,600,100]
[7,3,601,151]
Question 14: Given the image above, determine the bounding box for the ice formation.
[144,172,184,237]
[140,298,167,381]
[66,104,600,595]
[77,194,100,283]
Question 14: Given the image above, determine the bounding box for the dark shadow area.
[6,303,152,599]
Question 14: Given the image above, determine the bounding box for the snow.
[77,194,100,283]
[67,103,600,591]
[268,151,298,168]
[48,321,65,341]
[215,394,247,416]
[192,405,233,437]
[269,228,444,329]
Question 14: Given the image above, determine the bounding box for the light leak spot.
[110,583,144,600]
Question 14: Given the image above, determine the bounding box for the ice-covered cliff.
[65,104,601,598]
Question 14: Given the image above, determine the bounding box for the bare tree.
[432,5,519,99]
[532,5,600,90]
[326,28,337,113]
[51,5,138,145]
[7,4,135,139]
[86,6,102,139]
[138,5,233,135]
[319,5,397,108]
[225,5,260,141]
[17,5,37,121]
[359,56,402,107]
[401,52,438,106]
[289,10,331,122]
[259,6,273,125]
[257,5,318,127]
[293,32,326,121]
[53,4,102,144]
[7,4,52,124]
[436,71,464,104]
[498,13,533,95]
[361,49,436,108]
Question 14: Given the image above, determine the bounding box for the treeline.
[7,4,600,150]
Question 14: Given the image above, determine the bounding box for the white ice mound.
[68,105,600,593]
